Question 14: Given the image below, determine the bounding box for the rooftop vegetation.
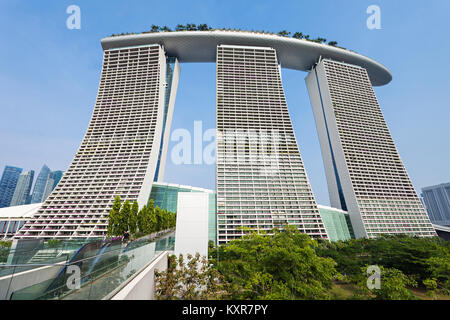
[109,23,345,50]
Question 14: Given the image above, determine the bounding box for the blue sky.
[0,0,449,206]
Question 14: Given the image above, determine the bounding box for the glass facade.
[149,182,213,213]
[421,183,450,226]
[30,164,50,204]
[318,205,353,242]
[0,166,23,208]
[208,193,217,244]
[10,170,35,206]
[154,57,177,182]
[149,182,216,243]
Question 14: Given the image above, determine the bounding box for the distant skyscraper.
[0,166,23,208]
[10,170,35,206]
[421,183,450,226]
[38,170,64,203]
[51,170,63,189]
[30,164,50,204]
[41,173,55,203]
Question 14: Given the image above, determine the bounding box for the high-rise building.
[16,44,180,239]
[421,183,450,226]
[15,30,435,240]
[39,170,65,204]
[10,170,35,206]
[216,45,327,244]
[41,173,55,203]
[0,166,23,208]
[305,58,435,238]
[30,164,51,204]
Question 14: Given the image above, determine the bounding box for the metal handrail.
[0,244,127,268]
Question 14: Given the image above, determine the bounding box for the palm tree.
[161,26,172,32]
[277,30,291,37]
[175,24,186,31]
[150,25,160,33]
[292,32,303,39]
[186,23,197,31]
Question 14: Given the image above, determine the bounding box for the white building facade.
[216,45,328,244]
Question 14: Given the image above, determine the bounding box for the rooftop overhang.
[101,31,392,86]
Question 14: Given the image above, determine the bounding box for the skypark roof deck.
[101,30,392,86]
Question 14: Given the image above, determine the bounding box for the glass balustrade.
[1,232,174,300]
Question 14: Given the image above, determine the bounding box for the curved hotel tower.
[15,31,436,241]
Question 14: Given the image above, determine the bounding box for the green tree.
[292,32,304,39]
[155,253,230,300]
[106,196,122,237]
[212,225,338,299]
[186,23,197,31]
[315,234,449,286]
[0,241,12,264]
[425,255,450,294]
[111,197,175,238]
[147,199,158,233]
[137,205,148,234]
[129,201,139,237]
[328,41,338,46]
[423,278,438,299]
[355,266,417,300]
[154,206,162,231]
[277,30,291,37]
[175,24,186,31]
[197,24,209,31]
[161,26,172,32]
[119,200,132,235]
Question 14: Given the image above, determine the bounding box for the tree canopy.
[211,225,338,299]
[110,24,342,48]
[106,196,176,239]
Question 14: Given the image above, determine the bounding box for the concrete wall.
[174,193,209,258]
[0,263,63,300]
[110,251,168,300]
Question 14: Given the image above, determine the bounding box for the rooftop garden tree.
[155,253,230,300]
[292,32,304,39]
[109,24,342,49]
[277,30,291,37]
